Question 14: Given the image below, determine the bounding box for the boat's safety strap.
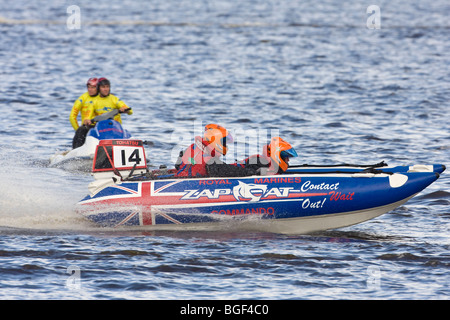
[102,145,123,179]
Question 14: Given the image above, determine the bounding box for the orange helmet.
[264,137,298,172]
[204,124,233,156]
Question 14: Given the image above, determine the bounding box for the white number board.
[112,146,145,170]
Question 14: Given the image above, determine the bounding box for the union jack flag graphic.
[79,180,239,227]
[78,178,329,228]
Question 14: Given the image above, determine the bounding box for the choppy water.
[0,0,449,301]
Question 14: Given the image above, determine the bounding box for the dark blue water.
[0,0,449,300]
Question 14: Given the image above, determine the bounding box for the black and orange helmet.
[264,137,298,172]
[204,123,233,156]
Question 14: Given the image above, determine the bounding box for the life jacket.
[175,136,218,177]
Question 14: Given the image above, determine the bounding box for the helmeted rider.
[175,124,256,178]
[70,77,99,149]
[90,77,133,123]
[235,137,298,175]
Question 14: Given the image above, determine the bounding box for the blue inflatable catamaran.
[77,140,445,234]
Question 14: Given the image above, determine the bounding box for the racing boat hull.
[76,139,444,234]
[77,169,442,234]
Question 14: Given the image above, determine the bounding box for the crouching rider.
[175,124,256,178]
[235,137,298,175]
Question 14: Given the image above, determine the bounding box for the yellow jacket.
[91,94,133,123]
[70,92,97,130]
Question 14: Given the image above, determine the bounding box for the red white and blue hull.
[77,166,443,234]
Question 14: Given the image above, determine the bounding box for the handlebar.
[89,108,132,124]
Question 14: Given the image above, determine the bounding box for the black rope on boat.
[288,161,388,169]
[122,163,138,181]
[280,169,393,176]
[119,161,394,182]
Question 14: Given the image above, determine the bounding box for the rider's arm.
[69,96,84,130]
[117,98,132,115]
[84,102,95,124]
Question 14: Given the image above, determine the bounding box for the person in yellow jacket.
[70,77,99,148]
[70,77,98,130]
[92,77,133,121]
